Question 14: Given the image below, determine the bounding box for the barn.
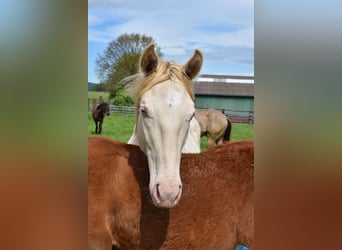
[193,74,254,123]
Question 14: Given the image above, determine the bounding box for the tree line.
[94,33,163,106]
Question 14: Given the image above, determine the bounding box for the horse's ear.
[140,44,159,76]
[183,49,203,79]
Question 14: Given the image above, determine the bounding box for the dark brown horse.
[92,100,110,134]
[195,109,232,149]
[88,137,254,250]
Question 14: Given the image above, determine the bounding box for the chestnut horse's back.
[88,137,148,250]
[88,137,254,250]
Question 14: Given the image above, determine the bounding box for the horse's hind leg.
[216,137,224,145]
[95,122,99,134]
[206,136,216,149]
[215,133,225,145]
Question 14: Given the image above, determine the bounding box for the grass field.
[88,91,110,100]
[88,112,254,151]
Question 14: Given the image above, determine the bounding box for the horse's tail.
[223,117,232,142]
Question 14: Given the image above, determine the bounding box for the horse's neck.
[97,103,108,117]
[182,119,201,153]
[96,103,104,110]
[127,133,139,146]
[128,124,139,145]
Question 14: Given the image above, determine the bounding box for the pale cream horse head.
[127,44,203,208]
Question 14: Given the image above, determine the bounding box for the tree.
[93,82,106,92]
[95,33,163,100]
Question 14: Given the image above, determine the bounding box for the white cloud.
[162,47,187,56]
[88,0,254,81]
[89,1,253,45]
[196,27,254,48]
[88,14,104,26]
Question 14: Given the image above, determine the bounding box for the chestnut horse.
[88,137,254,250]
[195,109,232,149]
[127,44,203,208]
[92,100,110,134]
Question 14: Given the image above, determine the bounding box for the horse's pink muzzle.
[151,182,182,208]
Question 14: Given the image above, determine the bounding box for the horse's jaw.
[127,124,139,145]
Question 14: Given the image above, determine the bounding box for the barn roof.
[193,74,254,97]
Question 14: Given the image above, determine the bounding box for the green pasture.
[88,112,254,151]
[88,91,110,100]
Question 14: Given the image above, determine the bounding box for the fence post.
[248,111,254,124]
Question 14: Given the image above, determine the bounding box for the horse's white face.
[137,81,195,208]
[133,44,203,208]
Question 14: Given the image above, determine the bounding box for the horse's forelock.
[121,61,195,135]
[131,62,194,110]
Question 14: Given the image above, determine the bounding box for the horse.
[88,137,254,250]
[195,108,232,149]
[126,44,203,208]
[92,100,110,134]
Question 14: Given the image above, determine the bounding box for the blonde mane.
[124,61,195,110]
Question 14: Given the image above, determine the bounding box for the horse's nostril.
[156,183,161,197]
[179,185,182,190]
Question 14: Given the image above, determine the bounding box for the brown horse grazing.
[195,108,232,149]
[88,137,254,250]
[92,100,110,134]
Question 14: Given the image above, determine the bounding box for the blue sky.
[88,0,254,83]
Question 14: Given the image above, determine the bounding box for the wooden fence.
[89,101,253,125]
[196,107,254,124]
[88,98,135,114]
[109,105,135,114]
[226,112,254,124]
